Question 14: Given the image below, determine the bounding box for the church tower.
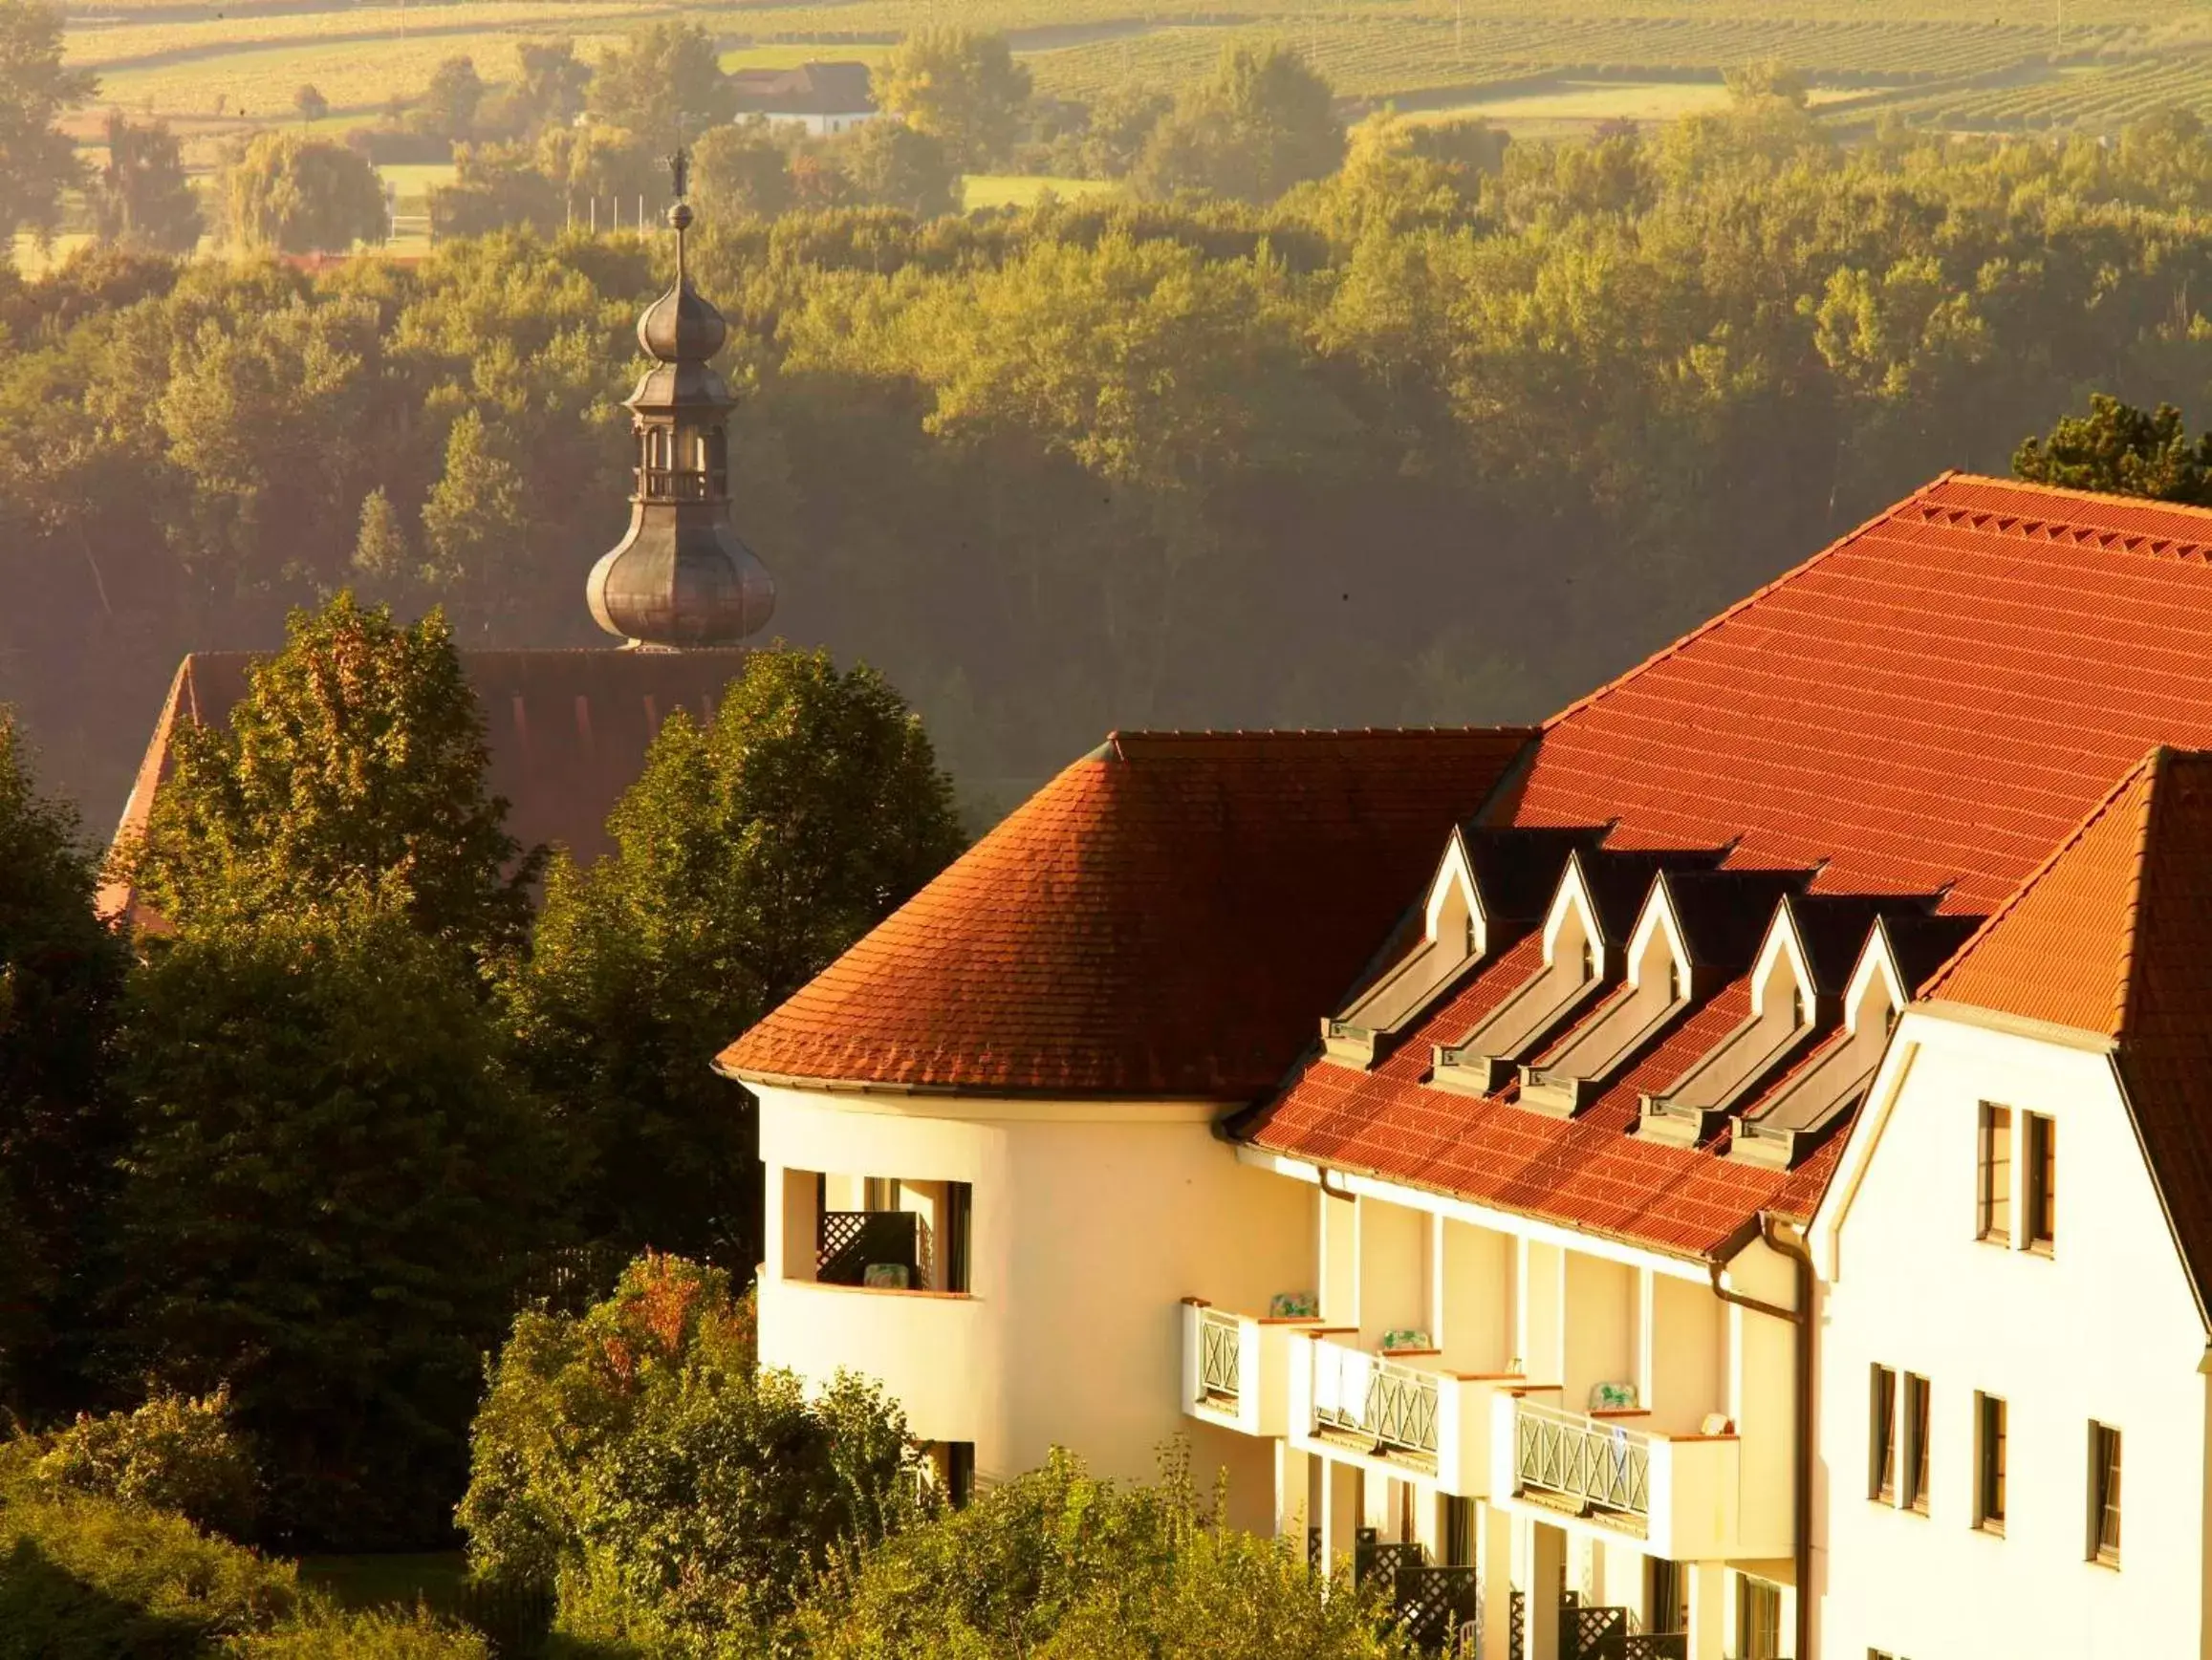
[585,156,776,649]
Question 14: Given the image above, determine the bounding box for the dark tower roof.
[585,174,775,650]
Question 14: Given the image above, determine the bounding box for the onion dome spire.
[585,149,776,649]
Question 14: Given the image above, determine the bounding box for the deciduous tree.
[839,117,959,217]
[110,899,559,1548]
[0,0,95,251]
[505,647,964,1265]
[221,131,387,252]
[92,111,202,252]
[128,593,539,965]
[587,22,731,145]
[0,715,126,1419]
[1135,43,1343,204]
[874,27,1031,172]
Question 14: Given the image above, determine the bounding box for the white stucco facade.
[1812,1004,2212,1660]
[752,1079,1311,1532]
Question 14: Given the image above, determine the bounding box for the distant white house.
[728,62,879,137]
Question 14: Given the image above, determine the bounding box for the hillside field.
[56,0,2212,150]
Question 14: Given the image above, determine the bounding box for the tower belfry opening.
[585,152,776,650]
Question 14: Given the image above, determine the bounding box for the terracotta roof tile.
[720,729,1538,1096]
[1256,476,2212,1260]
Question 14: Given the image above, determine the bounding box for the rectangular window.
[1870,1365,1898,1500]
[1904,1372,1931,1514]
[2027,1112,2056,1250]
[1979,1104,2013,1241]
[1441,1496,1475,1567]
[1976,1392,2007,1531]
[1736,1577,1783,1660]
[2090,1422,2122,1565]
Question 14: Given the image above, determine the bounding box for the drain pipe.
[1706,1213,1815,1660]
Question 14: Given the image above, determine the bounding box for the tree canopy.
[0,716,126,1418]
[109,898,559,1548]
[1136,44,1344,204]
[2012,393,2212,506]
[588,22,731,145]
[460,1253,916,1650]
[222,131,387,252]
[0,0,94,250]
[506,646,964,1264]
[129,594,539,965]
[92,113,202,253]
[874,27,1032,172]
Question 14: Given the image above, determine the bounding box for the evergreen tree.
[505,647,965,1265]
[0,715,126,1419]
[2013,394,2212,506]
[417,56,485,142]
[111,899,560,1547]
[128,593,539,966]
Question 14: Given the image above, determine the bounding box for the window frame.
[1870,1364,1898,1502]
[1736,1576,1783,1660]
[1978,1103,2013,1243]
[2089,1421,2122,1567]
[2026,1110,2056,1252]
[1903,1371,1931,1515]
[1975,1391,2007,1534]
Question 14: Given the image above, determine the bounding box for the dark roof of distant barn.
[100,648,750,925]
[728,61,878,116]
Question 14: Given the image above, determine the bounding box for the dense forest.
[11,82,2212,824]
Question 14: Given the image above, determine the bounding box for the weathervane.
[664,144,693,285]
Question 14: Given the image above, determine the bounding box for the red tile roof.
[717,729,1538,1096]
[1252,475,2212,1260]
[1502,474,2212,913]
[101,648,752,925]
[1920,752,2158,1036]
[1925,747,2212,1310]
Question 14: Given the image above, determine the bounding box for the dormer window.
[1465,915,1478,958]
[1792,985,1809,1027]
[1520,894,1694,1118]
[1582,939,1597,981]
[1323,836,1492,1068]
[1667,960,1683,1002]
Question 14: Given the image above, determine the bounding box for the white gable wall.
[1813,1007,2210,1659]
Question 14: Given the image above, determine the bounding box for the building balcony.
[1289,1333,1522,1497]
[1491,1391,1746,1562]
[1179,1299,1319,1439]
[756,1271,987,1445]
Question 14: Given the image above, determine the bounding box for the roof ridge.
[2108,747,2170,1041]
[1921,746,2164,1014]
[1939,470,2212,528]
[1538,473,1961,737]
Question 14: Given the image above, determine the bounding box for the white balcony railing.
[1492,1391,1755,1561]
[1512,1397,1651,1521]
[1179,1300,1319,1439]
[1291,1334,1521,1496]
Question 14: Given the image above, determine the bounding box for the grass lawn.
[300,1551,469,1617]
[11,231,96,276]
[963,173,1117,210]
[720,41,893,73]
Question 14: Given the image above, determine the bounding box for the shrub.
[796,1448,1415,1660]
[232,1603,492,1658]
[33,1387,257,1540]
[0,1488,296,1659]
[459,1253,917,1653]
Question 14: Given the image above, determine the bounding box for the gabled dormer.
[1518,866,1806,1119]
[1323,826,1599,1068]
[1731,908,1981,1168]
[1638,891,1859,1144]
[1429,844,1717,1096]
